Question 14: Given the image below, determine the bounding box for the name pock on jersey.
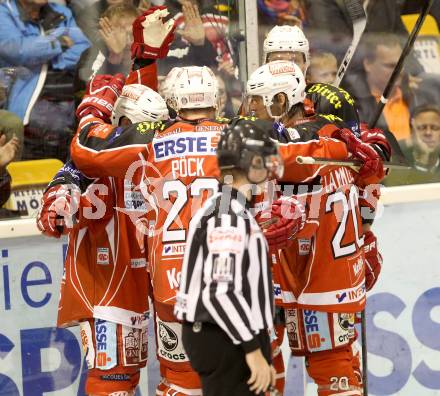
[153,131,219,161]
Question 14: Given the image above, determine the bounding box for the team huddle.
[36,6,389,396]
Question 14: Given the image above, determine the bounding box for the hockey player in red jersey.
[37,79,170,396]
[72,65,228,396]
[70,58,387,396]
[36,6,175,395]
[262,26,389,394]
[69,61,382,396]
[244,59,385,396]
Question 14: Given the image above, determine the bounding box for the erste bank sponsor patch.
[95,319,117,370]
[153,132,218,161]
[303,310,332,352]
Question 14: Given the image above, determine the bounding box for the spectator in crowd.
[343,33,411,140]
[0,110,24,160]
[384,104,440,185]
[72,0,150,48]
[75,4,139,97]
[305,0,409,58]
[0,134,20,208]
[258,0,307,27]
[0,0,90,161]
[158,0,234,75]
[307,51,337,84]
[0,79,24,160]
[404,105,440,172]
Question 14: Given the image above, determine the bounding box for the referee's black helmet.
[217,117,283,179]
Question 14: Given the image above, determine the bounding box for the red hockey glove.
[360,123,392,162]
[260,196,305,251]
[364,230,383,291]
[76,73,125,122]
[333,128,385,185]
[131,6,176,59]
[36,185,80,238]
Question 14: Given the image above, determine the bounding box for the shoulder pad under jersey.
[280,117,342,143]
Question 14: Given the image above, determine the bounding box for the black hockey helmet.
[217,117,283,180]
[306,82,361,136]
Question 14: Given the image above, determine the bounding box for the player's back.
[145,118,227,308]
[58,175,150,329]
[278,117,366,313]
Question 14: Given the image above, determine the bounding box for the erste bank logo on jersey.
[153,132,219,161]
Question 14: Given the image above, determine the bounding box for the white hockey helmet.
[246,60,306,119]
[111,84,169,126]
[173,66,218,111]
[161,67,182,101]
[160,67,182,110]
[263,25,310,69]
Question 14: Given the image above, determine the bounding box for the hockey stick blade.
[296,156,410,169]
[384,129,411,167]
[334,0,366,87]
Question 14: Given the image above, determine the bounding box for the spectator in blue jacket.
[0,0,90,161]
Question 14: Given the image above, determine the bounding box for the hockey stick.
[369,0,434,128]
[296,156,410,169]
[334,0,367,87]
[361,309,368,395]
[368,0,435,167]
[91,51,106,79]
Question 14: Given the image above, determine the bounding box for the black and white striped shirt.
[175,186,274,353]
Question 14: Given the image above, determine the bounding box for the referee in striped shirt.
[175,121,283,395]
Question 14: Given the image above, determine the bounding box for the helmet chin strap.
[265,96,288,122]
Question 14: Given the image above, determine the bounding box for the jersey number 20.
[325,185,364,259]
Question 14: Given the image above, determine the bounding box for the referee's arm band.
[241,337,259,354]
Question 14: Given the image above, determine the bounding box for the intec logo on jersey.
[303,310,332,352]
[162,243,186,256]
[97,248,110,265]
[153,132,217,161]
[336,292,347,303]
[336,284,366,304]
[130,312,149,327]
